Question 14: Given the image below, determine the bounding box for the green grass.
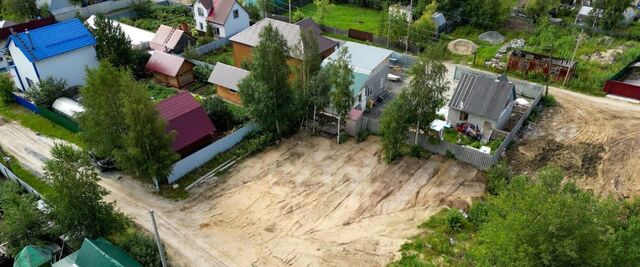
[119,5,193,32]
[0,148,54,199]
[290,3,384,33]
[194,45,234,65]
[0,102,83,146]
[442,22,640,96]
[146,82,177,102]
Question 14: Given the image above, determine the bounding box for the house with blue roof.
[322,41,393,113]
[6,18,98,91]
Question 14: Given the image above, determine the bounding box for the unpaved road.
[0,118,485,266]
[510,87,640,199]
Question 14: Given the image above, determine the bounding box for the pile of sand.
[447,39,478,55]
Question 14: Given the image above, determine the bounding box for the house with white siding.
[6,19,98,91]
[193,0,250,38]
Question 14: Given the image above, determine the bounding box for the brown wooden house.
[229,18,337,69]
[145,51,195,88]
[507,50,577,81]
[208,62,249,105]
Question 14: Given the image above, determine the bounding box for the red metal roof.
[145,51,192,77]
[156,92,216,152]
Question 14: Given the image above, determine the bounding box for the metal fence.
[195,37,232,56]
[167,123,257,183]
[411,67,544,170]
[0,162,43,199]
[12,94,81,133]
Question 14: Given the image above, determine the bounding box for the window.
[233,9,239,19]
[26,78,34,88]
[197,7,204,16]
[215,27,220,35]
[459,111,469,121]
[366,86,371,96]
[199,22,203,30]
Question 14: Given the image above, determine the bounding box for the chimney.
[25,29,34,49]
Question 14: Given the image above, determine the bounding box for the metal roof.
[85,15,155,49]
[295,18,322,35]
[230,18,336,59]
[199,0,237,25]
[324,41,392,74]
[448,73,515,121]
[208,62,249,91]
[52,97,84,118]
[8,19,96,62]
[145,51,193,77]
[53,238,141,267]
[150,25,187,53]
[156,92,216,153]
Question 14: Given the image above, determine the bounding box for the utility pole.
[149,210,168,267]
[405,0,413,52]
[288,0,292,22]
[544,44,554,97]
[563,30,585,87]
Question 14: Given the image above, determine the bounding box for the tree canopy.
[25,77,71,108]
[379,91,415,162]
[45,144,125,244]
[239,23,294,135]
[327,47,354,143]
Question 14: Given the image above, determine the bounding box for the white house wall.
[35,46,98,87]
[193,1,208,32]
[446,109,498,132]
[364,58,390,102]
[8,41,38,91]
[221,2,250,38]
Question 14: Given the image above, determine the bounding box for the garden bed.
[119,4,193,32]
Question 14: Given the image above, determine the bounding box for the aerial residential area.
[1,0,640,266]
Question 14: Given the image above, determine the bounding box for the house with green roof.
[52,238,141,267]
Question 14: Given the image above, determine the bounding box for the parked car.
[88,152,116,172]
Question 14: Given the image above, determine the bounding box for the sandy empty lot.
[170,135,485,266]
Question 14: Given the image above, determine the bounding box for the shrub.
[128,48,151,80]
[131,0,153,17]
[291,9,305,22]
[486,161,511,195]
[113,230,162,267]
[356,129,370,143]
[24,77,71,108]
[194,65,213,83]
[445,150,455,159]
[338,132,349,144]
[541,94,556,107]
[0,74,14,104]
[203,96,247,132]
[446,209,466,232]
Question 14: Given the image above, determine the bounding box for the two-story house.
[321,41,393,112]
[193,0,250,38]
[5,19,98,91]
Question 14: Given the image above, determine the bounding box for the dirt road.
[509,87,640,199]
[0,120,231,267]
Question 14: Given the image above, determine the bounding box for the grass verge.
[0,102,83,146]
[291,3,383,33]
[0,147,54,198]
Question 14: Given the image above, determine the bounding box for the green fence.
[36,106,81,133]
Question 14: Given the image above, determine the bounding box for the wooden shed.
[208,62,249,105]
[145,51,195,88]
[507,50,577,81]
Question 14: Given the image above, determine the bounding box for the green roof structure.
[52,238,141,267]
[13,245,52,267]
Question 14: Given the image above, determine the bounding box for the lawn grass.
[194,45,234,65]
[442,23,640,96]
[146,82,177,102]
[0,148,54,199]
[119,4,193,32]
[0,102,84,146]
[291,3,384,33]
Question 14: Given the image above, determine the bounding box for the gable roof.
[448,73,515,121]
[156,92,216,152]
[208,62,249,91]
[150,25,187,53]
[145,51,193,77]
[295,18,322,35]
[203,0,238,25]
[230,18,337,59]
[324,41,393,74]
[53,238,141,267]
[8,19,96,62]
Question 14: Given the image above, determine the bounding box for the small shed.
[52,238,141,267]
[208,62,249,105]
[156,92,217,157]
[507,49,577,81]
[149,24,194,54]
[145,51,195,88]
